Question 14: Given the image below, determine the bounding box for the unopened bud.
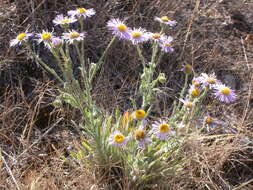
[182,64,192,74]
[158,73,166,84]
[53,98,62,108]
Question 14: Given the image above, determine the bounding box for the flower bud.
[51,37,63,48]
[158,73,166,84]
[182,64,192,74]
[53,98,62,108]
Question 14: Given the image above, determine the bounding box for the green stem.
[136,45,145,67]
[156,51,164,66]
[190,87,208,120]
[79,17,86,66]
[25,43,64,84]
[174,74,189,113]
[151,43,158,65]
[59,47,73,83]
[97,36,116,66]
[91,36,116,81]
[50,47,68,81]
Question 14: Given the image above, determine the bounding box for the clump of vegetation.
[9,6,240,189]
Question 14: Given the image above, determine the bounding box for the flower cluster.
[186,73,236,104]
[106,16,177,53]
[10,7,95,49]
[109,110,176,148]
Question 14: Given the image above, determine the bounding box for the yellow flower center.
[191,88,200,97]
[159,124,169,133]
[60,19,70,24]
[152,33,161,39]
[220,87,231,95]
[113,133,125,144]
[165,43,171,47]
[161,16,170,22]
[77,8,87,14]
[207,77,216,84]
[117,24,127,32]
[185,102,193,108]
[192,79,200,87]
[134,109,146,119]
[41,33,52,41]
[17,33,27,41]
[132,31,142,38]
[69,32,80,39]
[134,129,145,141]
[205,116,213,124]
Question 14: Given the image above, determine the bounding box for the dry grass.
[1,0,253,189]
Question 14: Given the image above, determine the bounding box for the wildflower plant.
[10,8,237,189]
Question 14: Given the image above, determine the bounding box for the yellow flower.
[41,32,52,41]
[109,130,128,147]
[220,87,230,95]
[77,8,87,14]
[159,123,169,133]
[69,32,80,39]
[185,102,193,108]
[16,33,27,41]
[113,133,125,144]
[190,88,200,97]
[152,33,161,39]
[204,116,213,124]
[133,109,146,120]
[134,129,145,141]
[161,16,170,22]
[117,24,127,32]
[207,77,216,84]
[131,31,142,38]
[192,79,200,87]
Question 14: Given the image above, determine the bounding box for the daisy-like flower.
[129,28,149,45]
[36,30,54,47]
[155,16,177,26]
[189,85,201,97]
[107,18,130,40]
[152,120,175,140]
[199,73,218,87]
[202,115,219,131]
[180,98,194,110]
[62,30,85,44]
[53,14,77,26]
[109,130,128,147]
[68,8,96,18]
[148,32,164,43]
[132,109,146,120]
[213,83,236,103]
[134,125,151,148]
[204,115,213,125]
[10,32,33,47]
[158,36,174,53]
